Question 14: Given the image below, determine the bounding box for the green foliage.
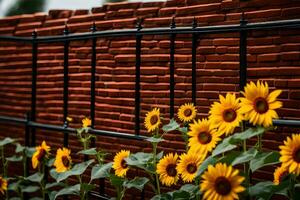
[91,162,113,181]
[250,152,280,172]
[6,0,46,16]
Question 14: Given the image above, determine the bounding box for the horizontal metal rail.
[0,115,148,140]
[0,19,299,43]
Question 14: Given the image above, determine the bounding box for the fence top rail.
[0,18,299,43]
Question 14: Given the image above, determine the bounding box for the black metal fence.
[0,15,300,199]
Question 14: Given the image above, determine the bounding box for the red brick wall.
[0,0,300,198]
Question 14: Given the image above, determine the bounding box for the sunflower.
[82,117,91,128]
[240,81,282,128]
[279,134,300,175]
[177,150,204,183]
[187,118,220,156]
[66,117,73,122]
[177,103,197,123]
[200,163,245,200]
[156,153,179,186]
[144,108,161,133]
[0,176,7,195]
[209,93,243,136]
[112,150,130,177]
[32,141,51,169]
[273,165,289,185]
[54,148,72,173]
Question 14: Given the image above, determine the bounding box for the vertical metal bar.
[31,30,37,147]
[169,17,176,118]
[191,17,198,105]
[91,22,97,129]
[63,24,69,149]
[239,13,248,90]
[135,19,142,136]
[24,112,30,177]
[63,121,68,147]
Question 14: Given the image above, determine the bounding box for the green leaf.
[196,156,217,177]
[125,152,154,173]
[21,185,40,193]
[178,127,188,134]
[172,190,190,200]
[212,137,237,157]
[45,182,65,190]
[51,159,94,182]
[54,184,80,199]
[230,127,265,143]
[156,151,164,160]
[25,147,36,158]
[8,181,21,191]
[91,162,112,181]
[9,198,22,200]
[47,158,55,167]
[77,148,98,156]
[25,172,44,183]
[6,155,23,162]
[110,174,125,188]
[15,143,25,153]
[217,151,241,165]
[0,137,15,146]
[162,119,180,132]
[250,152,280,172]
[151,194,173,200]
[123,177,149,191]
[146,136,165,144]
[248,181,273,197]
[231,148,258,166]
[81,183,95,192]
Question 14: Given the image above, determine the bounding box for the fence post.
[135,18,142,136]
[239,13,248,90]
[192,17,198,105]
[31,30,38,147]
[169,17,176,118]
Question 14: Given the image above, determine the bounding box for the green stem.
[152,128,161,195]
[40,163,46,200]
[1,146,5,176]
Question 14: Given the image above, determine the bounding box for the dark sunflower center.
[121,159,128,169]
[36,149,46,161]
[150,115,159,125]
[223,109,237,122]
[186,163,197,174]
[62,156,70,167]
[166,164,177,177]
[215,176,232,196]
[293,148,300,163]
[184,109,192,117]
[279,171,289,183]
[197,132,212,144]
[254,97,269,114]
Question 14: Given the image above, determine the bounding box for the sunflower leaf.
[25,172,44,183]
[6,155,23,162]
[151,193,173,200]
[0,137,15,146]
[231,148,258,166]
[250,151,280,172]
[123,177,149,191]
[54,184,80,199]
[212,136,237,157]
[51,159,94,182]
[146,136,165,144]
[77,148,98,156]
[91,162,112,181]
[196,156,217,177]
[162,119,180,132]
[230,127,265,143]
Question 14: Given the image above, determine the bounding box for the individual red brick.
[281,52,300,61]
[257,53,280,62]
[106,2,141,11]
[221,0,239,10]
[246,9,281,19]
[136,7,159,16]
[176,3,220,16]
[213,38,239,46]
[165,0,185,7]
[159,7,177,17]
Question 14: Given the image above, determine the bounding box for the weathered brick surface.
[0,0,300,199]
